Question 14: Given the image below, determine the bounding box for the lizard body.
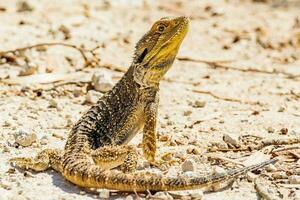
[10,16,277,192]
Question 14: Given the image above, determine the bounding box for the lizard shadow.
[48,170,99,199]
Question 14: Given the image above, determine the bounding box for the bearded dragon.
[10,16,277,192]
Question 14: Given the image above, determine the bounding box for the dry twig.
[0,42,90,66]
[272,145,300,153]
[191,89,262,106]
[206,153,245,166]
[271,90,300,100]
[178,56,300,79]
[210,137,300,152]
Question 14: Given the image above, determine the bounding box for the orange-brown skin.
[10,16,277,192]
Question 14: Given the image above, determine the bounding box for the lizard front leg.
[142,102,158,163]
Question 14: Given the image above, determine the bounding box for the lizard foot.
[9,148,62,172]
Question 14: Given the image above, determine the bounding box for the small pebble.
[65,118,73,127]
[192,100,206,108]
[183,110,192,116]
[79,191,86,195]
[223,133,240,147]
[181,159,195,172]
[214,141,228,149]
[3,119,14,127]
[173,149,185,158]
[85,90,102,104]
[190,190,204,200]
[52,132,65,140]
[272,171,288,179]
[280,128,288,135]
[186,147,201,155]
[136,160,150,170]
[277,106,285,112]
[16,1,34,12]
[265,164,277,172]
[125,195,134,200]
[267,127,275,133]
[14,129,37,147]
[289,175,300,184]
[219,119,225,124]
[19,65,37,76]
[151,192,173,200]
[182,171,198,178]
[213,166,226,175]
[158,134,170,142]
[1,144,10,153]
[0,180,12,190]
[48,99,62,111]
[59,25,71,40]
[246,171,258,182]
[167,166,178,178]
[168,191,191,199]
[92,71,114,92]
[40,136,48,145]
[98,189,110,199]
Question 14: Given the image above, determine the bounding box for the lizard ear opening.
[137,48,148,63]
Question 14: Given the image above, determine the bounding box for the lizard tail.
[62,154,278,192]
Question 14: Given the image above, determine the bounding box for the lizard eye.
[157,24,166,33]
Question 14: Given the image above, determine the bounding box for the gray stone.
[92,72,114,92]
[272,171,288,179]
[85,90,102,104]
[190,190,203,200]
[246,171,258,182]
[48,99,62,111]
[193,100,206,108]
[182,159,196,172]
[125,195,134,200]
[213,166,226,175]
[223,133,240,147]
[265,164,277,172]
[98,189,110,199]
[40,135,48,145]
[14,129,37,147]
[151,192,173,200]
[267,127,275,133]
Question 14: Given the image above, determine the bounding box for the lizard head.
[132,16,189,87]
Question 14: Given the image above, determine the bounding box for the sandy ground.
[0,0,300,199]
